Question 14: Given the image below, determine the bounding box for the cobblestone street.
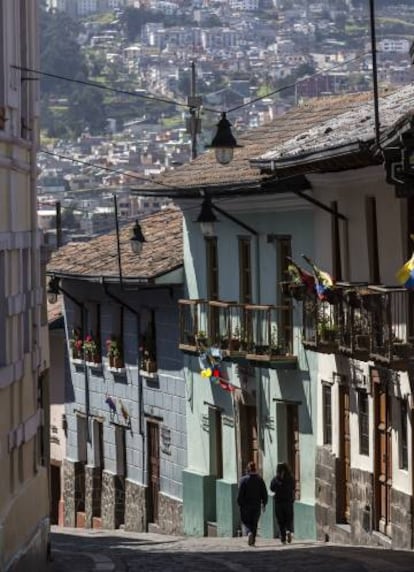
[47,526,414,572]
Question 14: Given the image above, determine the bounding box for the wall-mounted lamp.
[196,197,218,237]
[195,197,258,238]
[206,112,243,165]
[130,220,146,254]
[47,276,60,304]
[384,126,414,197]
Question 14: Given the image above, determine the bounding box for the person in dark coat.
[270,462,295,544]
[237,461,268,546]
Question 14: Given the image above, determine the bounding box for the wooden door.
[147,421,160,523]
[374,372,392,536]
[239,404,258,474]
[287,404,300,499]
[338,385,351,523]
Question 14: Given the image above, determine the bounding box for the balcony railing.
[178,299,296,364]
[300,282,414,369]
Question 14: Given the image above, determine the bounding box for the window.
[239,237,252,303]
[115,426,126,477]
[358,391,369,456]
[277,236,292,351]
[209,408,223,478]
[77,414,88,463]
[322,384,332,446]
[92,419,104,468]
[365,197,380,284]
[205,237,218,300]
[331,201,342,281]
[400,399,408,470]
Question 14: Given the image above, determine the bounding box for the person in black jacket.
[237,461,268,546]
[270,462,295,544]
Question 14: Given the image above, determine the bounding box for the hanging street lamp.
[196,197,218,237]
[130,220,146,254]
[207,112,243,165]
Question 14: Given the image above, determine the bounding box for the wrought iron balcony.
[178,299,296,365]
[301,282,414,370]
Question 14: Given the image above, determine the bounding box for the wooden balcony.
[302,293,339,353]
[302,283,414,370]
[178,299,297,365]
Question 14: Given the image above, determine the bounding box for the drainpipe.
[101,280,145,470]
[102,281,145,488]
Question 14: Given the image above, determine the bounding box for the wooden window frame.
[276,235,293,351]
[358,390,370,456]
[399,398,408,470]
[331,201,342,281]
[322,383,332,446]
[239,236,252,304]
[365,196,380,284]
[205,236,218,301]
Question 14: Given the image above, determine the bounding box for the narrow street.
[48,527,414,572]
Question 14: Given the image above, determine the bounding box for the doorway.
[338,384,351,523]
[239,404,258,474]
[373,370,392,536]
[147,421,160,524]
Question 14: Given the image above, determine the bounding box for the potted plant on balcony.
[228,326,242,351]
[270,326,282,357]
[317,318,337,344]
[106,336,124,369]
[83,334,101,365]
[392,336,412,359]
[69,327,83,360]
[196,330,208,347]
[139,332,157,373]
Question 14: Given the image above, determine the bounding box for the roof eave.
[251,141,373,172]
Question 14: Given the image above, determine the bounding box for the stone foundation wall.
[316,456,413,550]
[350,467,374,546]
[391,487,412,550]
[315,446,337,541]
[85,466,102,529]
[63,460,85,528]
[101,471,125,530]
[158,492,183,535]
[124,480,147,532]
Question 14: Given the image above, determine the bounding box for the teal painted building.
[177,194,318,540]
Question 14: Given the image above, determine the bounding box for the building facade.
[0,1,50,571]
[253,84,414,549]
[47,209,187,534]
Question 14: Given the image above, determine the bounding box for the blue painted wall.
[63,279,187,501]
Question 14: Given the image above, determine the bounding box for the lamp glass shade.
[215,147,234,165]
[47,291,58,304]
[200,221,216,237]
[130,239,143,254]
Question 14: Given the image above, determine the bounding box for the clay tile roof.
[47,207,183,282]
[255,84,414,168]
[140,91,375,192]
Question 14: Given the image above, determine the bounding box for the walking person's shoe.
[248,532,254,546]
[287,531,292,544]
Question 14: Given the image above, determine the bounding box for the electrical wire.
[40,148,181,191]
[13,64,192,109]
[13,51,371,117]
[226,51,372,113]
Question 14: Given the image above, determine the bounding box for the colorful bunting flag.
[302,254,335,301]
[396,254,414,289]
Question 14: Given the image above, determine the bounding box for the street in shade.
[48,527,414,572]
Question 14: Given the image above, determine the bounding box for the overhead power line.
[13,64,192,110]
[13,51,371,116]
[227,51,372,113]
[40,148,180,191]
